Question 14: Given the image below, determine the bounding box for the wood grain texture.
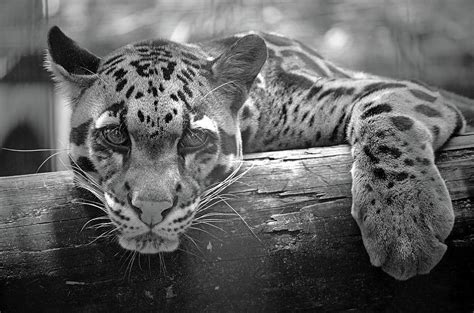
[1,134,473,313]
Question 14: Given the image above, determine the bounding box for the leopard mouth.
[118,232,179,253]
[103,192,199,253]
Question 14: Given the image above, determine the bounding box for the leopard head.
[46,26,267,253]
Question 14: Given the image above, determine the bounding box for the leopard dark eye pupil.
[182,131,207,147]
[105,128,126,145]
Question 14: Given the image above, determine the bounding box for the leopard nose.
[130,196,174,226]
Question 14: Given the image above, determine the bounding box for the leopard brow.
[190,115,217,132]
[95,111,121,129]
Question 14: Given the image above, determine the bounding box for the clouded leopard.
[46,26,469,280]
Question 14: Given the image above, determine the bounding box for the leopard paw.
[351,162,454,280]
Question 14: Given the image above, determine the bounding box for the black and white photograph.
[0,1,473,312]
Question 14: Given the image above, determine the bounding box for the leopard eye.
[179,129,209,152]
[102,126,129,147]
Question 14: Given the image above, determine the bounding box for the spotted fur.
[46,26,470,280]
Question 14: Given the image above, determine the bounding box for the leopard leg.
[347,98,458,280]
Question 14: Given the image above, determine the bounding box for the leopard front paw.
[351,163,455,280]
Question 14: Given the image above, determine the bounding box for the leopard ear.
[211,34,267,113]
[45,26,100,105]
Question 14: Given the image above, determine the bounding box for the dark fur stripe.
[116,79,127,92]
[391,116,413,131]
[103,100,126,118]
[182,52,199,60]
[102,54,123,67]
[177,90,191,109]
[373,167,386,180]
[410,89,437,102]
[281,50,327,76]
[70,119,92,146]
[317,87,355,101]
[378,145,402,158]
[135,91,144,99]
[125,85,135,99]
[395,172,409,181]
[363,146,379,163]
[330,114,346,141]
[354,82,405,102]
[361,103,392,119]
[306,85,322,100]
[100,58,125,73]
[76,156,97,172]
[301,111,309,122]
[414,104,441,117]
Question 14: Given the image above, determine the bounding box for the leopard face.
[46,26,267,253]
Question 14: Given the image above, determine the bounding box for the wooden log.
[1,133,473,312]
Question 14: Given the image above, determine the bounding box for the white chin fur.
[118,236,179,254]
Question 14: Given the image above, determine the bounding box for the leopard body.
[46,26,468,280]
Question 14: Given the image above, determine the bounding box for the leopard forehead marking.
[97,41,207,140]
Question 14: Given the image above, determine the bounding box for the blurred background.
[1,0,473,176]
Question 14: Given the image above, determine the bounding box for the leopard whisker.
[189,79,238,109]
[68,154,102,187]
[137,252,143,271]
[80,216,111,231]
[79,65,112,88]
[122,250,138,281]
[36,151,67,173]
[194,212,237,219]
[182,233,206,257]
[74,180,104,203]
[1,147,69,152]
[86,228,118,246]
[193,217,232,223]
[201,162,243,197]
[88,222,114,230]
[158,252,167,276]
[71,170,103,193]
[70,163,102,190]
[200,192,239,203]
[192,220,227,231]
[1,147,71,174]
[187,225,225,241]
[119,250,133,271]
[200,163,252,208]
[74,198,104,206]
[117,247,131,263]
[74,181,104,201]
[73,200,107,214]
[71,168,101,189]
[176,247,208,262]
[220,198,261,243]
[196,196,238,214]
